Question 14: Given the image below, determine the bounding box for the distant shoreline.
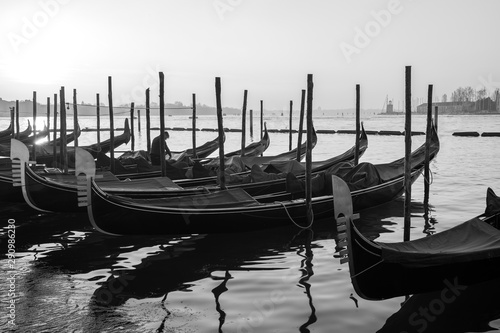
[383,111,500,116]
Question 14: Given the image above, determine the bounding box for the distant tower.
[386,100,394,114]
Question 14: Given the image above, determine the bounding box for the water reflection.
[29,220,334,332]
[297,229,317,333]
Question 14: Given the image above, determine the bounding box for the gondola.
[336,183,500,301]
[10,127,363,212]
[0,120,32,147]
[44,122,81,147]
[18,123,49,145]
[84,118,131,158]
[238,125,318,167]
[0,122,13,140]
[208,123,270,160]
[169,133,224,161]
[12,120,32,141]
[81,123,438,235]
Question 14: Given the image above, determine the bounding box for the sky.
[0,0,499,112]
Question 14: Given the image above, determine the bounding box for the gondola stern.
[75,147,123,236]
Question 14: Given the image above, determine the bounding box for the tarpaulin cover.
[114,187,260,209]
[263,160,305,175]
[380,217,500,267]
[99,176,184,192]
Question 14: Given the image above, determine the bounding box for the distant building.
[386,100,394,114]
[416,97,498,114]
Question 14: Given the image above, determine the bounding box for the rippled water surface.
[1,113,500,332]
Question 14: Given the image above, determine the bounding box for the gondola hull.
[339,188,500,300]
[87,167,424,235]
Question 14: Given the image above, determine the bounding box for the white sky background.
[0,0,499,112]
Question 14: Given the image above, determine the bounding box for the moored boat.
[336,184,500,300]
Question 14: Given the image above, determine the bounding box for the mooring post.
[404,66,412,242]
[215,77,226,190]
[192,93,197,158]
[260,100,263,141]
[73,89,79,148]
[249,109,253,139]
[108,76,115,174]
[53,93,57,165]
[15,100,20,136]
[130,102,135,151]
[137,110,141,133]
[9,107,15,138]
[241,90,247,156]
[289,100,293,151]
[424,85,433,220]
[96,93,101,147]
[355,84,361,165]
[305,74,314,225]
[32,91,37,159]
[159,72,166,177]
[297,89,306,161]
[434,106,438,132]
[46,97,50,138]
[146,88,151,154]
[60,87,68,173]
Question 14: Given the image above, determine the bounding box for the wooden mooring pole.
[96,93,101,147]
[130,102,135,151]
[146,88,151,153]
[305,74,314,225]
[404,66,412,242]
[434,106,438,132]
[424,85,433,220]
[260,100,263,141]
[60,87,68,173]
[289,100,293,151]
[297,89,306,161]
[53,93,57,165]
[9,107,15,138]
[46,97,50,138]
[249,109,253,139]
[32,91,37,159]
[355,84,361,165]
[137,110,141,133]
[15,100,20,136]
[192,93,197,158]
[108,76,115,174]
[241,90,247,156]
[159,72,166,177]
[215,77,226,190]
[73,89,79,148]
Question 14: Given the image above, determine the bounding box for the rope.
[277,201,314,229]
[423,168,434,185]
[350,259,385,279]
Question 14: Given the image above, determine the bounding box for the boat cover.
[379,217,500,267]
[99,176,184,192]
[113,187,261,209]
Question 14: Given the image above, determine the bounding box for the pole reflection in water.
[297,229,317,332]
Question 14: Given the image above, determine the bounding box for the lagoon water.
[1,113,500,332]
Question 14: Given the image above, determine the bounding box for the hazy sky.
[1,0,499,112]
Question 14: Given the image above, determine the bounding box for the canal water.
[1,113,499,332]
